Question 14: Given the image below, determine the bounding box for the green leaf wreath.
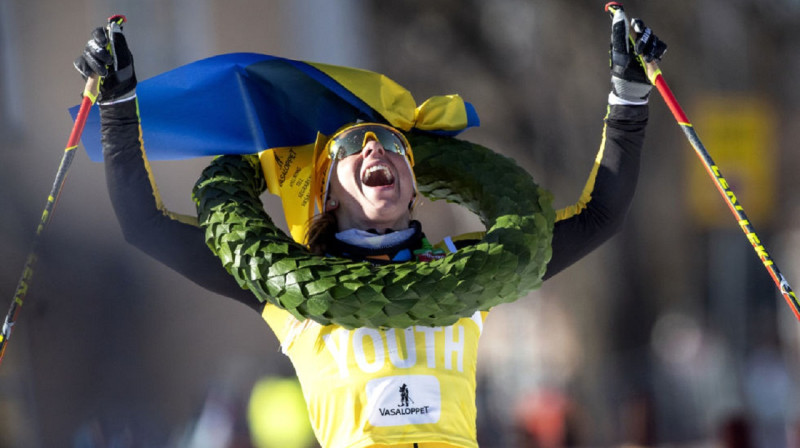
[192,133,555,329]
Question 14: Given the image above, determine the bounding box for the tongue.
[363,169,393,187]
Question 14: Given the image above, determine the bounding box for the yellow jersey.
[263,306,488,448]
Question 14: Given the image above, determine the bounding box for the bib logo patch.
[366,375,441,427]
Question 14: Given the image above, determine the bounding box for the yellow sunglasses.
[317,123,417,210]
[326,123,414,165]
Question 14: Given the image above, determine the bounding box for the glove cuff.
[608,90,648,106]
[610,77,651,105]
[98,90,137,106]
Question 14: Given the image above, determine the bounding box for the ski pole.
[605,2,800,321]
[0,74,99,366]
[0,14,127,366]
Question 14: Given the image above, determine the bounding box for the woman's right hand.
[73,20,137,103]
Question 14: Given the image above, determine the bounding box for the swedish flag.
[71,53,480,242]
[72,52,479,162]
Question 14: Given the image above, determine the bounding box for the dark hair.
[305,211,339,255]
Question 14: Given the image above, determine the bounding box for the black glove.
[74,21,136,103]
[632,18,668,63]
[606,3,667,104]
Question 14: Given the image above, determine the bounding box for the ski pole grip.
[107,14,127,28]
[106,14,127,71]
[605,2,625,18]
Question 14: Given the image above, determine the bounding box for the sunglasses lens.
[331,125,407,160]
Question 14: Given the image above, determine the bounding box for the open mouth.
[362,164,395,187]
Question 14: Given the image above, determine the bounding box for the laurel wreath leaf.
[192,133,555,328]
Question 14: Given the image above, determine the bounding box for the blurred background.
[1,0,799,446]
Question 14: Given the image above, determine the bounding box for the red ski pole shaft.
[644,60,800,321]
[0,75,100,366]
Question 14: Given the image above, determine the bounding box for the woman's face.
[327,138,415,232]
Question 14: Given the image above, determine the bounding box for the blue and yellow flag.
[71,53,480,241]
